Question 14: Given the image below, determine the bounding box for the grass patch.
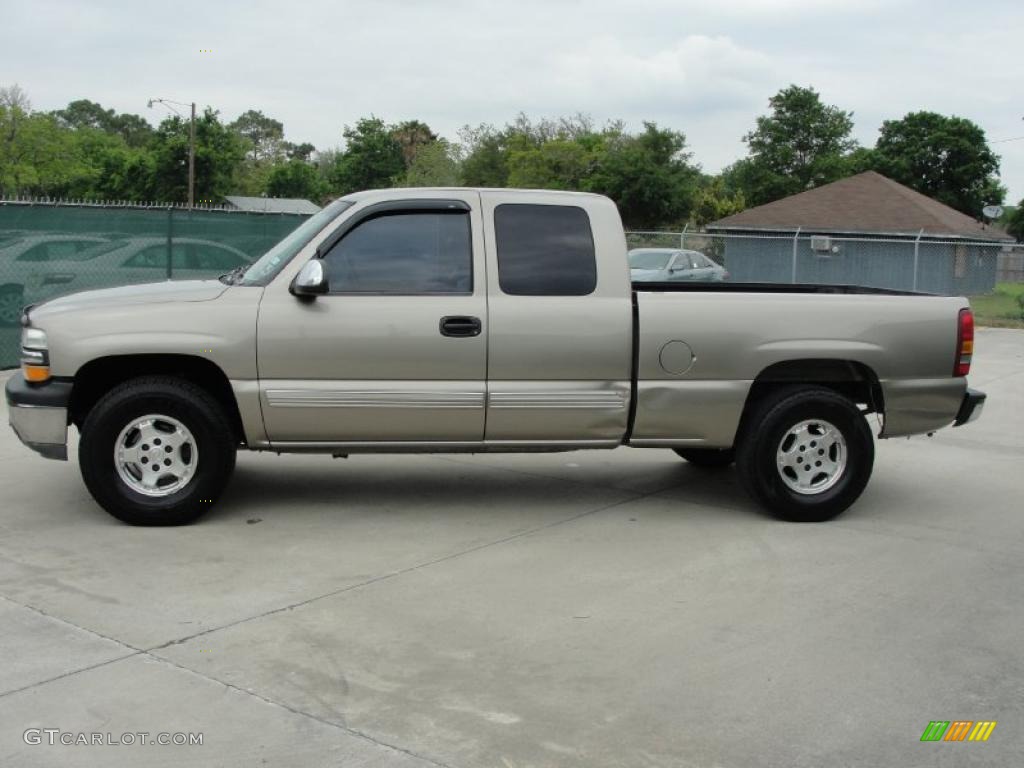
[969,282,1024,329]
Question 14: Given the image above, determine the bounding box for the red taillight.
[954,308,974,377]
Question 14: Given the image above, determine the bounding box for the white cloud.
[1,0,1021,200]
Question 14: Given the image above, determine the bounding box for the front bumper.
[953,388,986,427]
[5,374,72,460]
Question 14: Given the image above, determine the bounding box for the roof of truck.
[342,187,609,201]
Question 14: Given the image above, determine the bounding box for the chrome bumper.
[5,374,71,461]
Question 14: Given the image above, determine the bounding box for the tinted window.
[495,204,596,296]
[321,211,471,294]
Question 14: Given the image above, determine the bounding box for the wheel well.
[69,355,245,445]
[738,359,884,438]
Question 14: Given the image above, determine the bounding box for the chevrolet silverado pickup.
[6,188,986,525]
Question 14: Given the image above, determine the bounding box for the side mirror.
[290,259,328,298]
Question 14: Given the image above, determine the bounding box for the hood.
[28,280,229,321]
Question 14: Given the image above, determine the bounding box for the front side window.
[320,211,472,294]
[495,204,596,296]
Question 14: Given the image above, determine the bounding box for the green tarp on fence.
[0,201,310,368]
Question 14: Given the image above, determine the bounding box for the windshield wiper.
[219,264,249,285]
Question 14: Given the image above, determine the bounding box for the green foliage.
[267,159,327,200]
[52,99,154,147]
[869,111,1004,216]
[459,124,510,187]
[391,120,438,168]
[586,123,700,229]
[329,117,406,195]
[230,109,285,163]
[692,177,745,226]
[0,106,86,196]
[404,139,461,187]
[1006,204,1024,242]
[737,85,858,205]
[1,83,1014,230]
[151,108,247,202]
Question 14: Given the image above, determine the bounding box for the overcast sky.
[3,0,1022,202]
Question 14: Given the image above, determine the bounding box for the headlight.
[20,328,50,383]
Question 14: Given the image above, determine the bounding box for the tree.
[284,141,316,162]
[52,100,154,148]
[0,84,31,111]
[404,139,461,186]
[1006,203,1024,242]
[506,133,608,190]
[692,177,746,226]
[329,117,405,194]
[0,107,87,196]
[230,109,285,163]
[458,123,510,187]
[738,85,857,205]
[391,120,437,167]
[151,108,247,203]
[870,111,1004,217]
[586,123,700,229]
[266,159,326,200]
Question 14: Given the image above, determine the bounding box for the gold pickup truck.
[6,188,985,525]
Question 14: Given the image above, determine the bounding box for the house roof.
[707,171,1012,241]
[223,196,321,214]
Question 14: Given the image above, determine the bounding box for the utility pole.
[148,98,197,209]
[188,102,195,210]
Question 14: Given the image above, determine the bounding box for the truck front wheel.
[78,376,236,525]
[735,386,873,522]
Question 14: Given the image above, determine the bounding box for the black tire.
[673,447,735,468]
[0,284,25,327]
[79,376,236,525]
[735,386,873,522]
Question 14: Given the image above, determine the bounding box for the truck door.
[479,192,633,443]
[256,193,488,444]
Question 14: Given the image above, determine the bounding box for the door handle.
[440,316,482,337]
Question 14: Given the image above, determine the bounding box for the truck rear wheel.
[736,386,873,522]
[78,376,236,525]
[673,448,735,468]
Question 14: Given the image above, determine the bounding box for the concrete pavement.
[1,328,1022,767]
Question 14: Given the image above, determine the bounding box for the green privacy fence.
[0,200,311,368]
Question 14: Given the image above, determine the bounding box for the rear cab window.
[494,204,597,296]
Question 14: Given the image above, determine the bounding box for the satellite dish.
[982,205,1004,220]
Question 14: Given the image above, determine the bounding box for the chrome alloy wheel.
[776,419,847,495]
[114,414,198,497]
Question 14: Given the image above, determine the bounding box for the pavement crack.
[147,490,653,653]
[0,592,145,700]
[141,653,456,768]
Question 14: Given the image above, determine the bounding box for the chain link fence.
[626,229,1004,295]
[0,199,312,367]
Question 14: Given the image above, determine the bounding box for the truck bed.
[633,281,924,296]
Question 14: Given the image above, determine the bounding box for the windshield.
[628,250,673,270]
[237,199,353,286]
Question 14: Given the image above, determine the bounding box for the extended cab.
[6,189,986,525]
